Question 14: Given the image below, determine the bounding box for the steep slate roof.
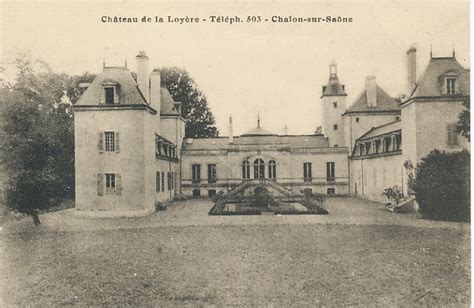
[345,85,400,114]
[76,67,147,106]
[409,56,470,98]
[182,135,330,151]
[322,75,347,97]
[160,88,180,115]
[76,66,180,116]
[357,120,401,141]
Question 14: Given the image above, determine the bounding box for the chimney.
[366,75,377,108]
[284,124,288,135]
[150,70,161,114]
[136,51,149,103]
[407,45,417,93]
[228,115,234,144]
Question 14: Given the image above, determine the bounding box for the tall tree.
[157,67,219,138]
[457,97,470,141]
[66,72,96,105]
[0,53,74,225]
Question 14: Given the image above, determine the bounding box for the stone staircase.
[223,179,297,202]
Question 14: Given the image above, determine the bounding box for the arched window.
[268,160,276,180]
[242,160,250,179]
[254,159,265,179]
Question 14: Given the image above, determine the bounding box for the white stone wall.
[413,100,468,161]
[180,147,350,197]
[74,110,148,212]
[322,96,346,147]
[350,154,404,203]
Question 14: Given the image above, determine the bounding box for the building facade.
[350,47,470,202]
[181,122,349,198]
[73,45,469,215]
[73,52,185,216]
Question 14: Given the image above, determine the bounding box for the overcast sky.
[1,1,469,136]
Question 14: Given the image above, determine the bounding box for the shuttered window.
[99,132,120,153]
[97,173,122,196]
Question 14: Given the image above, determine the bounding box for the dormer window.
[101,81,120,104]
[105,87,115,104]
[442,70,460,95]
[446,78,457,94]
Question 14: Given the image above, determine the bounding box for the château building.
[72,46,469,215]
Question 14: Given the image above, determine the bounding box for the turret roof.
[322,75,347,97]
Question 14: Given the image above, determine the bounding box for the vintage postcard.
[0,0,470,306]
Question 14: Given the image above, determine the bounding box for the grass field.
[1,221,470,306]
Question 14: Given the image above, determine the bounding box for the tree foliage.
[66,72,96,105]
[410,150,470,222]
[157,67,219,138]
[0,53,77,224]
[457,97,470,141]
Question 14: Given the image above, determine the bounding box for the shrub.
[410,150,470,222]
[382,186,404,205]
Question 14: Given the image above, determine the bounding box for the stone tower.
[321,60,347,147]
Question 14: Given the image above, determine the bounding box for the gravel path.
[1,197,468,234]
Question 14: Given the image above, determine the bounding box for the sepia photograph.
[0,0,471,306]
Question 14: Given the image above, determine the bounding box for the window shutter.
[115,132,120,153]
[98,133,104,153]
[115,174,122,195]
[97,173,104,196]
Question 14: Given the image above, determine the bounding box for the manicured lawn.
[0,223,470,306]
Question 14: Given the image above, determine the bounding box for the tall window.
[446,78,457,94]
[303,162,312,182]
[383,136,391,152]
[268,160,276,180]
[326,162,335,181]
[375,139,381,153]
[105,87,115,104]
[161,172,165,192]
[98,173,121,196]
[208,164,217,183]
[254,159,265,179]
[395,134,402,151]
[192,164,201,182]
[333,101,338,108]
[447,123,460,147]
[105,173,116,193]
[333,124,338,130]
[156,171,160,192]
[242,160,250,179]
[167,172,171,190]
[104,132,116,152]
